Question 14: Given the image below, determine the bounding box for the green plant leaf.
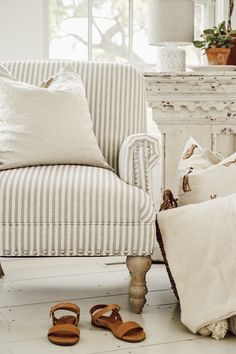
[193,40,204,48]
[218,21,226,33]
[203,29,215,34]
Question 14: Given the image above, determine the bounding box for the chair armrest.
[118,133,160,206]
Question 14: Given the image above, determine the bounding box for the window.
[49,0,157,66]
[49,0,218,67]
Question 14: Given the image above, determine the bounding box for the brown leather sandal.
[48,303,80,346]
[90,304,145,343]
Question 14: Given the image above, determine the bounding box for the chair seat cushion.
[0,165,156,257]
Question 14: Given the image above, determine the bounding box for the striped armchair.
[0,61,160,313]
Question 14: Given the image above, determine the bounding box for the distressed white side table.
[144,71,236,196]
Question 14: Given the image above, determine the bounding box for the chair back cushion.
[0,61,146,171]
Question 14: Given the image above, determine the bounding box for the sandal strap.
[48,324,80,338]
[90,304,121,323]
[115,321,143,338]
[50,303,80,325]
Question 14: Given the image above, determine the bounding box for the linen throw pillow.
[0,66,110,171]
[178,137,236,205]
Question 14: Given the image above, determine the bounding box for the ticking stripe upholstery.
[0,61,156,258]
[0,165,156,257]
[0,61,146,172]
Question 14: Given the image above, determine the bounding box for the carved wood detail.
[144,71,236,195]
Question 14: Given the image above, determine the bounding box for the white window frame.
[195,0,216,29]
[85,0,134,62]
[215,0,228,24]
[44,0,225,62]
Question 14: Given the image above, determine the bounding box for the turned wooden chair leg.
[126,255,152,314]
[0,262,5,277]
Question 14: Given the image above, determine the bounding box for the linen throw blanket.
[158,193,236,338]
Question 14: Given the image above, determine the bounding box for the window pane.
[192,2,207,65]
[133,0,156,66]
[49,0,88,60]
[91,0,129,62]
[195,3,205,40]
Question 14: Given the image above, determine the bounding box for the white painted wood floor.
[0,257,235,354]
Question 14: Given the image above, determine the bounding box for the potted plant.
[194,21,236,65]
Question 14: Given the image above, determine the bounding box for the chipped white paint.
[144,71,236,196]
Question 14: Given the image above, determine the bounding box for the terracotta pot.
[205,48,230,65]
[227,35,236,65]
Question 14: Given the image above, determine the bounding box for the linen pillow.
[0,66,110,171]
[178,137,236,205]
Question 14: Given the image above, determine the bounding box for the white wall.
[0,0,48,60]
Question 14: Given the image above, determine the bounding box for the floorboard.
[0,257,235,354]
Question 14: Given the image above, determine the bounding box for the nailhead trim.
[2,249,151,256]
[132,140,154,194]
